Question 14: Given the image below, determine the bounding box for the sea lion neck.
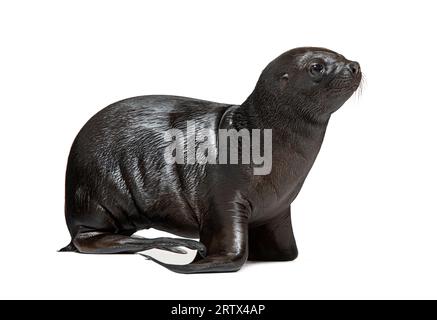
[235,92,330,141]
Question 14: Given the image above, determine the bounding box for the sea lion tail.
[58,241,78,252]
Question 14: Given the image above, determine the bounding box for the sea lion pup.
[61,47,361,273]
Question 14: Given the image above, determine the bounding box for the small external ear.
[279,73,289,90]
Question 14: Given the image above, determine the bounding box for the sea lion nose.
[347,61,360,75]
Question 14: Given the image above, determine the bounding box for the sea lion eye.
[309,63,325,76]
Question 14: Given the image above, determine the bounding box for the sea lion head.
[254,47,362,120]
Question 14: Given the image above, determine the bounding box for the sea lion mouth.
[328,62,362,96]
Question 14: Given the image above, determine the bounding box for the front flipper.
[140,254,245,274]
[142,193,250,274]
[248,208,298,261]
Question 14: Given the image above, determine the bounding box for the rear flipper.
[58,241,78,252]
[65,231,206,256]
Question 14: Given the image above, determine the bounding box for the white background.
[1,0,436,299]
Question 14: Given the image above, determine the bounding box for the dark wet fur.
[61,47,361,273]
